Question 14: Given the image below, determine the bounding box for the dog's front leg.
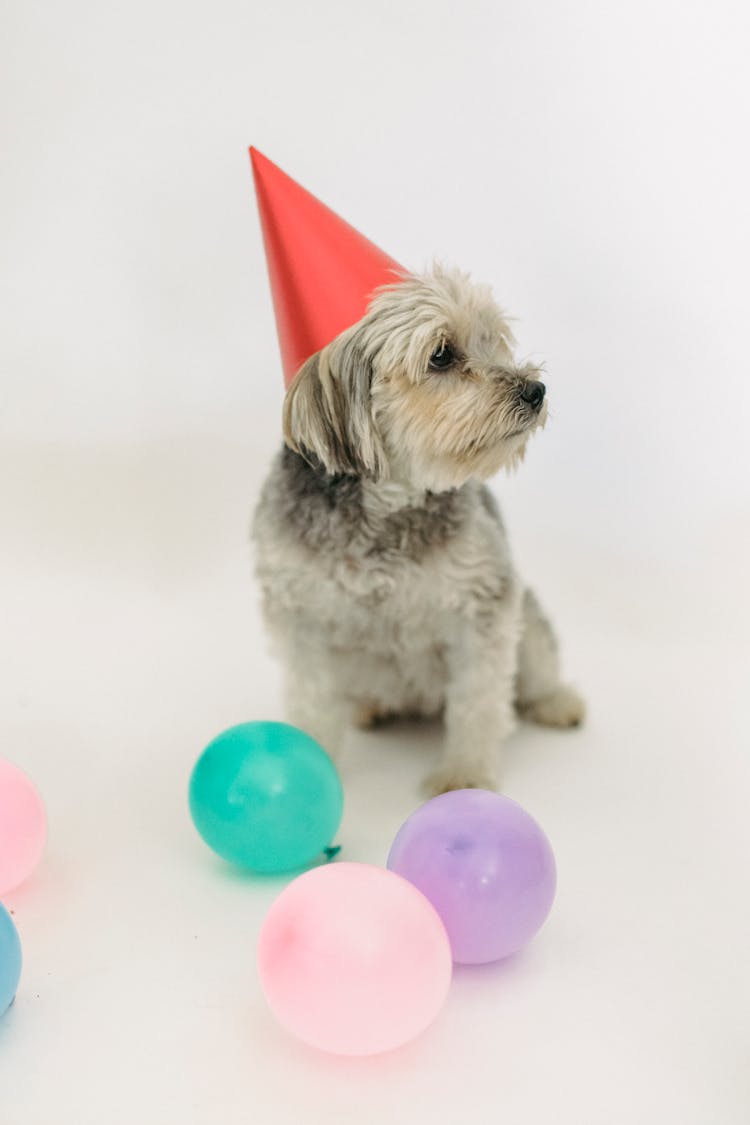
[284,644,349,765]
[425,587,523,795]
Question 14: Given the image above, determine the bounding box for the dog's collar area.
[360,479,429,516]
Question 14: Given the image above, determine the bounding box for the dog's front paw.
[518,685,585,729]
[423,764,499,797]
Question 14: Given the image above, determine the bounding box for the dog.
[252,265,584,794]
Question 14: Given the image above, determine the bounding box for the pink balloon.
[257,862,452,1056]
[0,759,47,896]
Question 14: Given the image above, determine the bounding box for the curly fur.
[253,266,584,793]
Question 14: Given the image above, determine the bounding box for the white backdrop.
[2,2,749,1123]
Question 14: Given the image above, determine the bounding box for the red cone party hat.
[249,148,404,387]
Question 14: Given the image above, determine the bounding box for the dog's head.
[283,265,547,491]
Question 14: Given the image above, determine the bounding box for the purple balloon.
[387,789,556,964]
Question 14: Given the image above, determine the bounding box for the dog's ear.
[282,335,387,479]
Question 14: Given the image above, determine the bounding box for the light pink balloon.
[257,862,452,1056]
[0,759,47,896]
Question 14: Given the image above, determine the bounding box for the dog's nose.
[519,381,546,410]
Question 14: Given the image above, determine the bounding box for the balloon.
[388,789,556,964]
[0,903,22,1017]
[257,862,452,1056]
[189,722,343,874]
[0,759,47,896]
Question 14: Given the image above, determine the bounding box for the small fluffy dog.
[252,266,584,794]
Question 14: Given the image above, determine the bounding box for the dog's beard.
[373,375,545,491]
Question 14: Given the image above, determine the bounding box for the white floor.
[1,427,748,1125]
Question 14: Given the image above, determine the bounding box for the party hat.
[249,147,404,387]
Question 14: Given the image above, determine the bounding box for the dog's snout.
[519,380,546,410]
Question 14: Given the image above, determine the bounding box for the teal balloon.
[0,903,22,1017]
[188,722,343,874]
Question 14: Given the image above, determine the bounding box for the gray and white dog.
[252,266,584,794]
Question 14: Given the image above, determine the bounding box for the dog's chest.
[261,497,512,651]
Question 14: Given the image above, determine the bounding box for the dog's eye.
[428,343,455,371]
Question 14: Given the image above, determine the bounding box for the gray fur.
[253,266,584,793]
[261,446,472,558]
